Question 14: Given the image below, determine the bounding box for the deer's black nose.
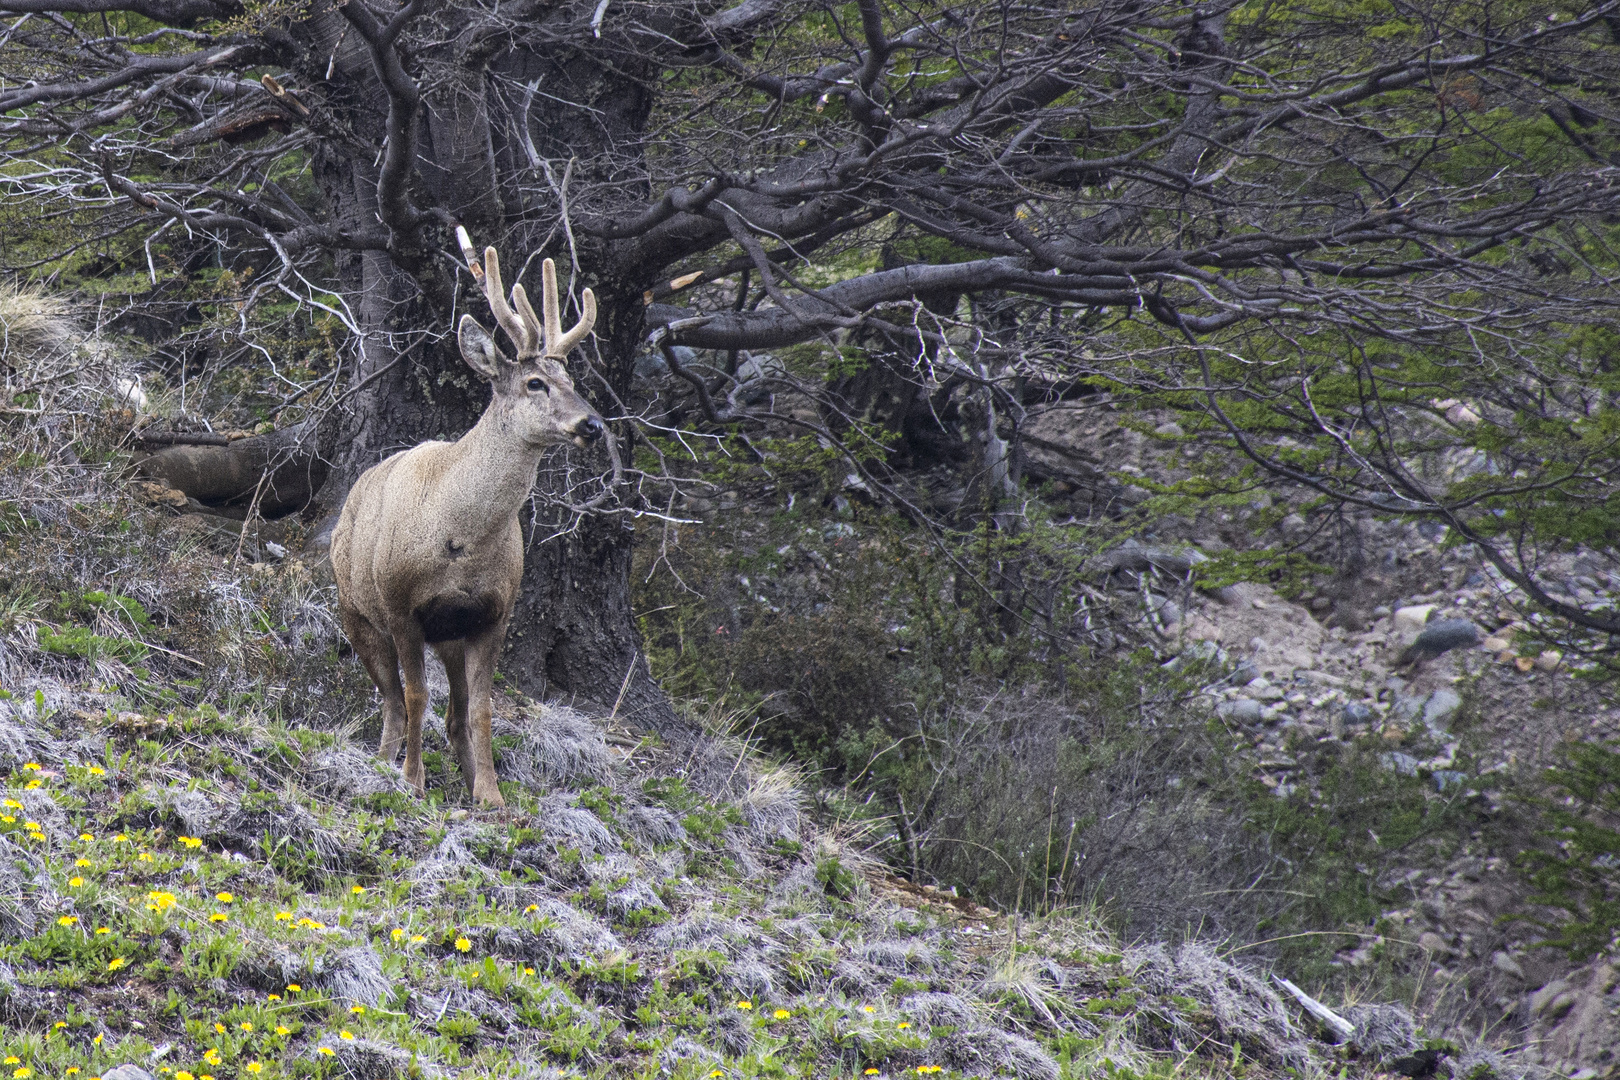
[575,415,604,442]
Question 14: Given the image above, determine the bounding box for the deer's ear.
[458,315,505,379]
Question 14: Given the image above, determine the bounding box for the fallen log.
[133,421,327,518]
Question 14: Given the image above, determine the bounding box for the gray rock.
[1434,770,1469,792]
[1392,696,1425,722]
[1217,699,1264,723]
[101,1068,158,1080]
[1398,618,1479,664]
[1423,688,1463,730]
[1381,752,1421,777]
[1342,702,1375,726]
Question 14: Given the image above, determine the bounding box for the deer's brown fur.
[331,231,603,805]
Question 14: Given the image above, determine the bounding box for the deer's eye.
[526,377,548,394]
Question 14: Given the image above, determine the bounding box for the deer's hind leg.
[431,639,475,797]
[341,608,408,767]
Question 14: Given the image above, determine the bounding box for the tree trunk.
[295,12,685,741]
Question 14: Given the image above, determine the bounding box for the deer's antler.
[457,227,595,359]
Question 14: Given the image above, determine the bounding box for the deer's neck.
[437,405,544,528]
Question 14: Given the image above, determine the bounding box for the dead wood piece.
[134,431,231,447]
[134,421,327,518]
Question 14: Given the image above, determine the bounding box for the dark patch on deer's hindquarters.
[414,591,501,642]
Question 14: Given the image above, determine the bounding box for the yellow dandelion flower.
[79,833,94,842]
[286,984,301,992]
[209,913,229,923]
[107,956,127,970]
[23,780,41,790]
[199,1075,215,1080]
[179,836,203,849]
[66,1070,80,1076]
[240,1022,253,1032]
[215,1023,227,1034]
[275,1027,290,1037]
[0,816,11,823]
[145,891,177,912]
[316,1049,334,1058]
[4,1058,18,1066]
[349,1006,364,1015]
[338,1031,354,1041]
[267,994,281,1002]
[245,1065,262,1076]
[69,877,84,887]
[95,926,110,934]
[75,858,91,867]
[22,762,39,771]
[523,967,535,976]
[454,938,471,953]
[866,1071,881,1076]
[215,892,233,903]
[774,1009,790,1019]
[735,1000,752,1010]
[390,928,404,942]
[709,1072,724,1079]
[863,1005,875,1013]
[410,935,424,944]
[137,852,153,862]
[202,1051,219,1066]
[54,1021,67,1029]
[16,1066,34,1078]
[89,766,106,776]
[22,821,39,830]
[523,904,538,913]
[57,915,78,926]
[274,911,293,922]
[350,885,364,895]
[897,1022,910,1029]
[92,1035,102,1046]
[175,1072,194,1080]
[0,799,15,809]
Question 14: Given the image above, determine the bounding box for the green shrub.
[1517,740,1620,959]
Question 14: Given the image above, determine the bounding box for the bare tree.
[3,0,1619,724]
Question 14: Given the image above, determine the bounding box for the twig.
[1272,975,1355,1041]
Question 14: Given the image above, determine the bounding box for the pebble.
[1400,619,1480,663]
[1492,951,1526,980]
[1434,770,1469,792]
[1343,702,1375,726]
[1382,751,1422,777]
[1217,699,1263,723]
[1393,604,1436,634]
[1534,650,1563,673]
[1423,688,1463,729]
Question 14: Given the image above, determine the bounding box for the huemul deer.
[331,229,604,806]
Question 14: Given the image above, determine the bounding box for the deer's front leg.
[463,623,507,808]
[391,622,430,797]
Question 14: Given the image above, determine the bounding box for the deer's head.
[455,227,605,450]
